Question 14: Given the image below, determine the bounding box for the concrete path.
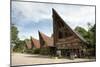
[11,53,95,66]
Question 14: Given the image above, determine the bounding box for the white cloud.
[12,1,52,22]
[52,5,95,30]
[18,32,38,40]
[12,1,95,40]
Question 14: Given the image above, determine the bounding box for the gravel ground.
[11,53,95,66]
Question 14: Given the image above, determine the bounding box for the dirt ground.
[11,53,95,66]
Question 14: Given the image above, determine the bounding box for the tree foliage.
[11,24,19,43]
[11,24,26,52]
[75,24,96,48]
[75,26,88,38]
[75,24,96,56]
[13,40,26,52]
[89,24,96,46]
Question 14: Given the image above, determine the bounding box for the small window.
[58,31,63,39]
[65,31,72,37]
[41,41,45,46]
[65,32,68,37]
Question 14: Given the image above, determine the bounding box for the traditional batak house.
[38,31,53,47]
[31,37,40,49]
[25,37,40,49]
[52,8,87,58]
[25,39,33,49]
[38,31,55,55]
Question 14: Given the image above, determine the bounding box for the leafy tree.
[74,24,96,48]
[89,24,96,47]
[13,40,26,52]
[90,24,96,33]
[87,23,96,47]
[11,24,19,43]
[75,26,88,39]
[88,24,96,56]
[75,24,96,56]
[11,24,26,52]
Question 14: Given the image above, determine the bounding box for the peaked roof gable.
[38,31,53,47]
[31,37,40,48]
[25,40,32,49]
[52,8,87,43]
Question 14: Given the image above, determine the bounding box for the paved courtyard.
[11,53,95,66]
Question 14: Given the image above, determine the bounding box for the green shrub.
[40,47,50,55]
[33,48,40,54]
[24,48,40,54]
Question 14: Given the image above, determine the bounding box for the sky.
[11,1,95,40]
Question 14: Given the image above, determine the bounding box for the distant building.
[31,37,40,49]
[38,31,53,47]
[38,31,55,55]
[25,39,32,49]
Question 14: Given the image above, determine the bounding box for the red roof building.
[25,39,32,49]
[38,31,53,47]
[31,37,40,48]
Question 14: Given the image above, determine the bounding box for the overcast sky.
[11,1,95,40]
